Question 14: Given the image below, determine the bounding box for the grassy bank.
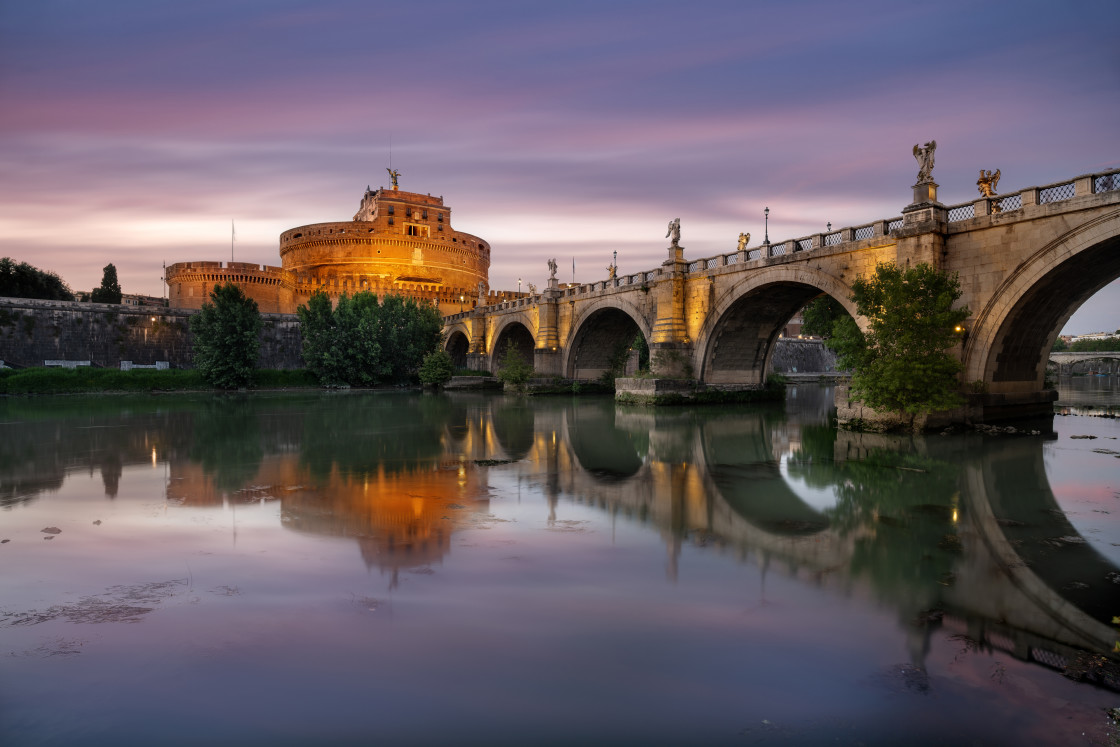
[0,367,319,394]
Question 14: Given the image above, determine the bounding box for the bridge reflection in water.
[1,389,1114,685]
[151,389,1120,676]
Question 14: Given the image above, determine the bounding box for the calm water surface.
[2,380,1119,745]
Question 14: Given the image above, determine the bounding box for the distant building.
[122,293,166,308]
[166,181,509,316]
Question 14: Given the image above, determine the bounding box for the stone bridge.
[1049,351,1120,367]
[444,167,1120,420]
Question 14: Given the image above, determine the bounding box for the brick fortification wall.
[769,339,838,373]
[166,261,291,314]
[0,297,303,370]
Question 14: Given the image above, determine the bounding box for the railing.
[1039,181,1076,203]
[947,204,975,222]
[444,168,1120,320]
[997,193,1022,212]
[1096,173,1120,193]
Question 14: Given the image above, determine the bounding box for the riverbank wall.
[0,297,302,370]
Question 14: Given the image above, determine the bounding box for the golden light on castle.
[165,176,493,316]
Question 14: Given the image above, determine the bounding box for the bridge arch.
[444,329,470,368]
[964,208,1120,391]
[563,297,653,381]
[696,267,858,385]
[489,317,536,372]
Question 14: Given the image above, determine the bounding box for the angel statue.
[527,282,537,294]
[666,218,681,246]
[386,168,401,189]
[976,169,1000,198]
[737,232,750,251]
[547,257,558,279]
[476,281,487,305]
[912,141,937,184]
[607,264,617,280]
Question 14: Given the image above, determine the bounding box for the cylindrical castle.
[166,183,491,316]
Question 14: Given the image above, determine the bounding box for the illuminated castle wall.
[166,182,494,316]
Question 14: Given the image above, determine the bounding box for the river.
[1,377,1118,745]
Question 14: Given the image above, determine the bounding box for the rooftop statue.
[666,218,681,247]
[912,141,937,184]
[547,258,558,279]
[387,168,401,190]
[977,169,1001,198]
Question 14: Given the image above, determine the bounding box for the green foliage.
[91,263,123,304]
[0,367,316,394]
[189,283,262,389]
[0,257,74,301]
[496,344,534,389]
[1051,336,1068,352]
[297,291,443,386]
[841,262,970,421]
[419,349,454,385]
[1068,336,1120,352]
[800,295,847,338]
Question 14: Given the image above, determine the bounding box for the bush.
[189,283,262,389]
[495,345,534,390]
[419,349,454,385]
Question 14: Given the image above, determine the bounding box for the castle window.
[422,210,428,219]
[437,224,443,232]
[388,218,394,225]
[437,214,443,222]
[387,206,395,215]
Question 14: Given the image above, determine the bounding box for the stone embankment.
[0,297,302,370]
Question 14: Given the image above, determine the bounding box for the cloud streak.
[0,0,1117,330]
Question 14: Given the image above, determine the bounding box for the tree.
[297,291,443,386]
[189,283,262,389]
[495,344,534,390]
[0,257,74,301]
[91,263,122,304]
[838,262,970,425]
[800,296,847,338]
[1051,337,1068,352]
[418,349,454,385]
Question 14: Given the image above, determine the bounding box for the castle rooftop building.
[167,179,493,316]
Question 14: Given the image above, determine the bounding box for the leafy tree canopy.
[1067,336,1120,352]
[833,262,970,422]
[799,295,847,338]
[189,283,262,389]
[0,257,74,301]
[297,291,443,386]
[91,263,122,304]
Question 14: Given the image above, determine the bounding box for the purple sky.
[1,0,1117,332]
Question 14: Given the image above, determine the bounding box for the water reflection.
[1,388,1117,675]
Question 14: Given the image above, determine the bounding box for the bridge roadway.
[445,167,1120,421]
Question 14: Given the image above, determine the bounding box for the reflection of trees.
[298,394,449,482]
[567,401,644,481]
[787,426,961,605]
[490,398,535,461]
[188,398,265,494]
